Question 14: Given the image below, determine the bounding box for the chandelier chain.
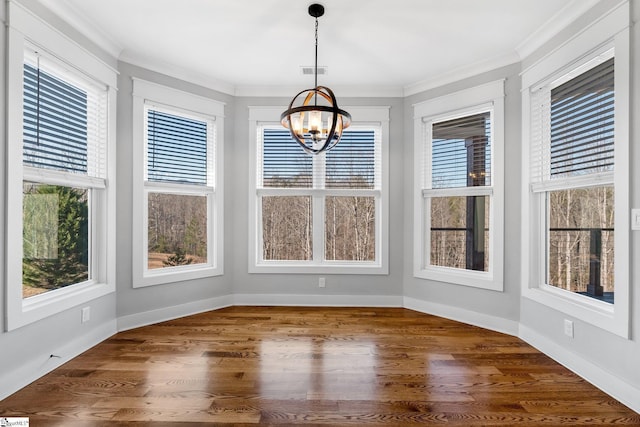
[314,18,319,98]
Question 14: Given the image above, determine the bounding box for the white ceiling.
[38,0,597,96]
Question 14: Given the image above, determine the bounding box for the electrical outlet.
[318,277,326,288]
[632,209,640,230]
[81,306,91,323]
[563,319,574,338]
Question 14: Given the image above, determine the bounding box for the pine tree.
[163,247,194,267]
[23,185,89,291]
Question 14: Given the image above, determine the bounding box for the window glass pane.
[432,112,491,189]
[550,58,614,178]
[23,183,89,298]
[23,63,88,173]
[147,109,208,185]
[325,196,375,261]
[326,130,376,189]
[147,193,208,269]
[547,186,614,303]
[430,196,490,271]
[262,129,312,188]
[262,196,312,260]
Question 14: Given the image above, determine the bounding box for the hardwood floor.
[1,306,638,426]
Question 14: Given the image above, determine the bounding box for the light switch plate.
[632,209,640,231]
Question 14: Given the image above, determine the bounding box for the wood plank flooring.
[1,306,638,426]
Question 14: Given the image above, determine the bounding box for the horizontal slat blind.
[550,58,614,178]
[23,53,108,180]
[431,112,491,189]
[23,62,88,174]
[529,86,551,184]
[261,128,379,190]
[262,128,312,188]
[146,109,209,185]
[326,129,378,189]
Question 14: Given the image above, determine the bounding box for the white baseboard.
[403,296,520,336]
[0,319,117,401]
[233,293,403,307]
[519,324,640,415]
[117,295,234,332]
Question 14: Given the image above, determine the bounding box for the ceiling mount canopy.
[280,3,351,155]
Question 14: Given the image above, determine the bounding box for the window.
[5,2,117,330]
[132,79,224,287]
[414,81,504,290]
[521,3,629,337]
[249,107,389,274]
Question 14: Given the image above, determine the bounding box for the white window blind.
[23,51,108,179]
[326,129,379,189]
[530,55,614,186]
[431,113,491,189]
[145,106,215,187]
[261,128,312,188]
[261,128,380,189]
[550,58,614,178]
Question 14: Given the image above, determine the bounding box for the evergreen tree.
[23,185,89,290]
[163,247,194,267]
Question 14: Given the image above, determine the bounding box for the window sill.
[414,267,503,292]
[8,281,115,331]
[134,264,224,288]
[522,285,628,338]
[250,262,388,275]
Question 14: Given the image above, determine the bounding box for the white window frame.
[413,80,505,291]
[520,2,630,337]
[132,79,224,287]
[4,2,117,331]
[248,106,389,274]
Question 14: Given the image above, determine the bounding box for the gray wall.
[231,96,405,298]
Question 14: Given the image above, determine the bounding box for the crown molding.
[403,51,519,97]
[35,0,122,58]
[234,84,404,98]
[119,51,236,96]
[515,0,601,60]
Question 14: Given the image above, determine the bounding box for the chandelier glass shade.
[280,4,351,155]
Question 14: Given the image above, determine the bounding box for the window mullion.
[313,193,325,262]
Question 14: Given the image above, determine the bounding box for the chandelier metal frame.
[280,3,351,155]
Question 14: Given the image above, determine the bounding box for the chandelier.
[280,3,351,155]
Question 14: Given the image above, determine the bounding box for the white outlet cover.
[563,319,574,338]
[632,209,640,230]
[81,306,91,323]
